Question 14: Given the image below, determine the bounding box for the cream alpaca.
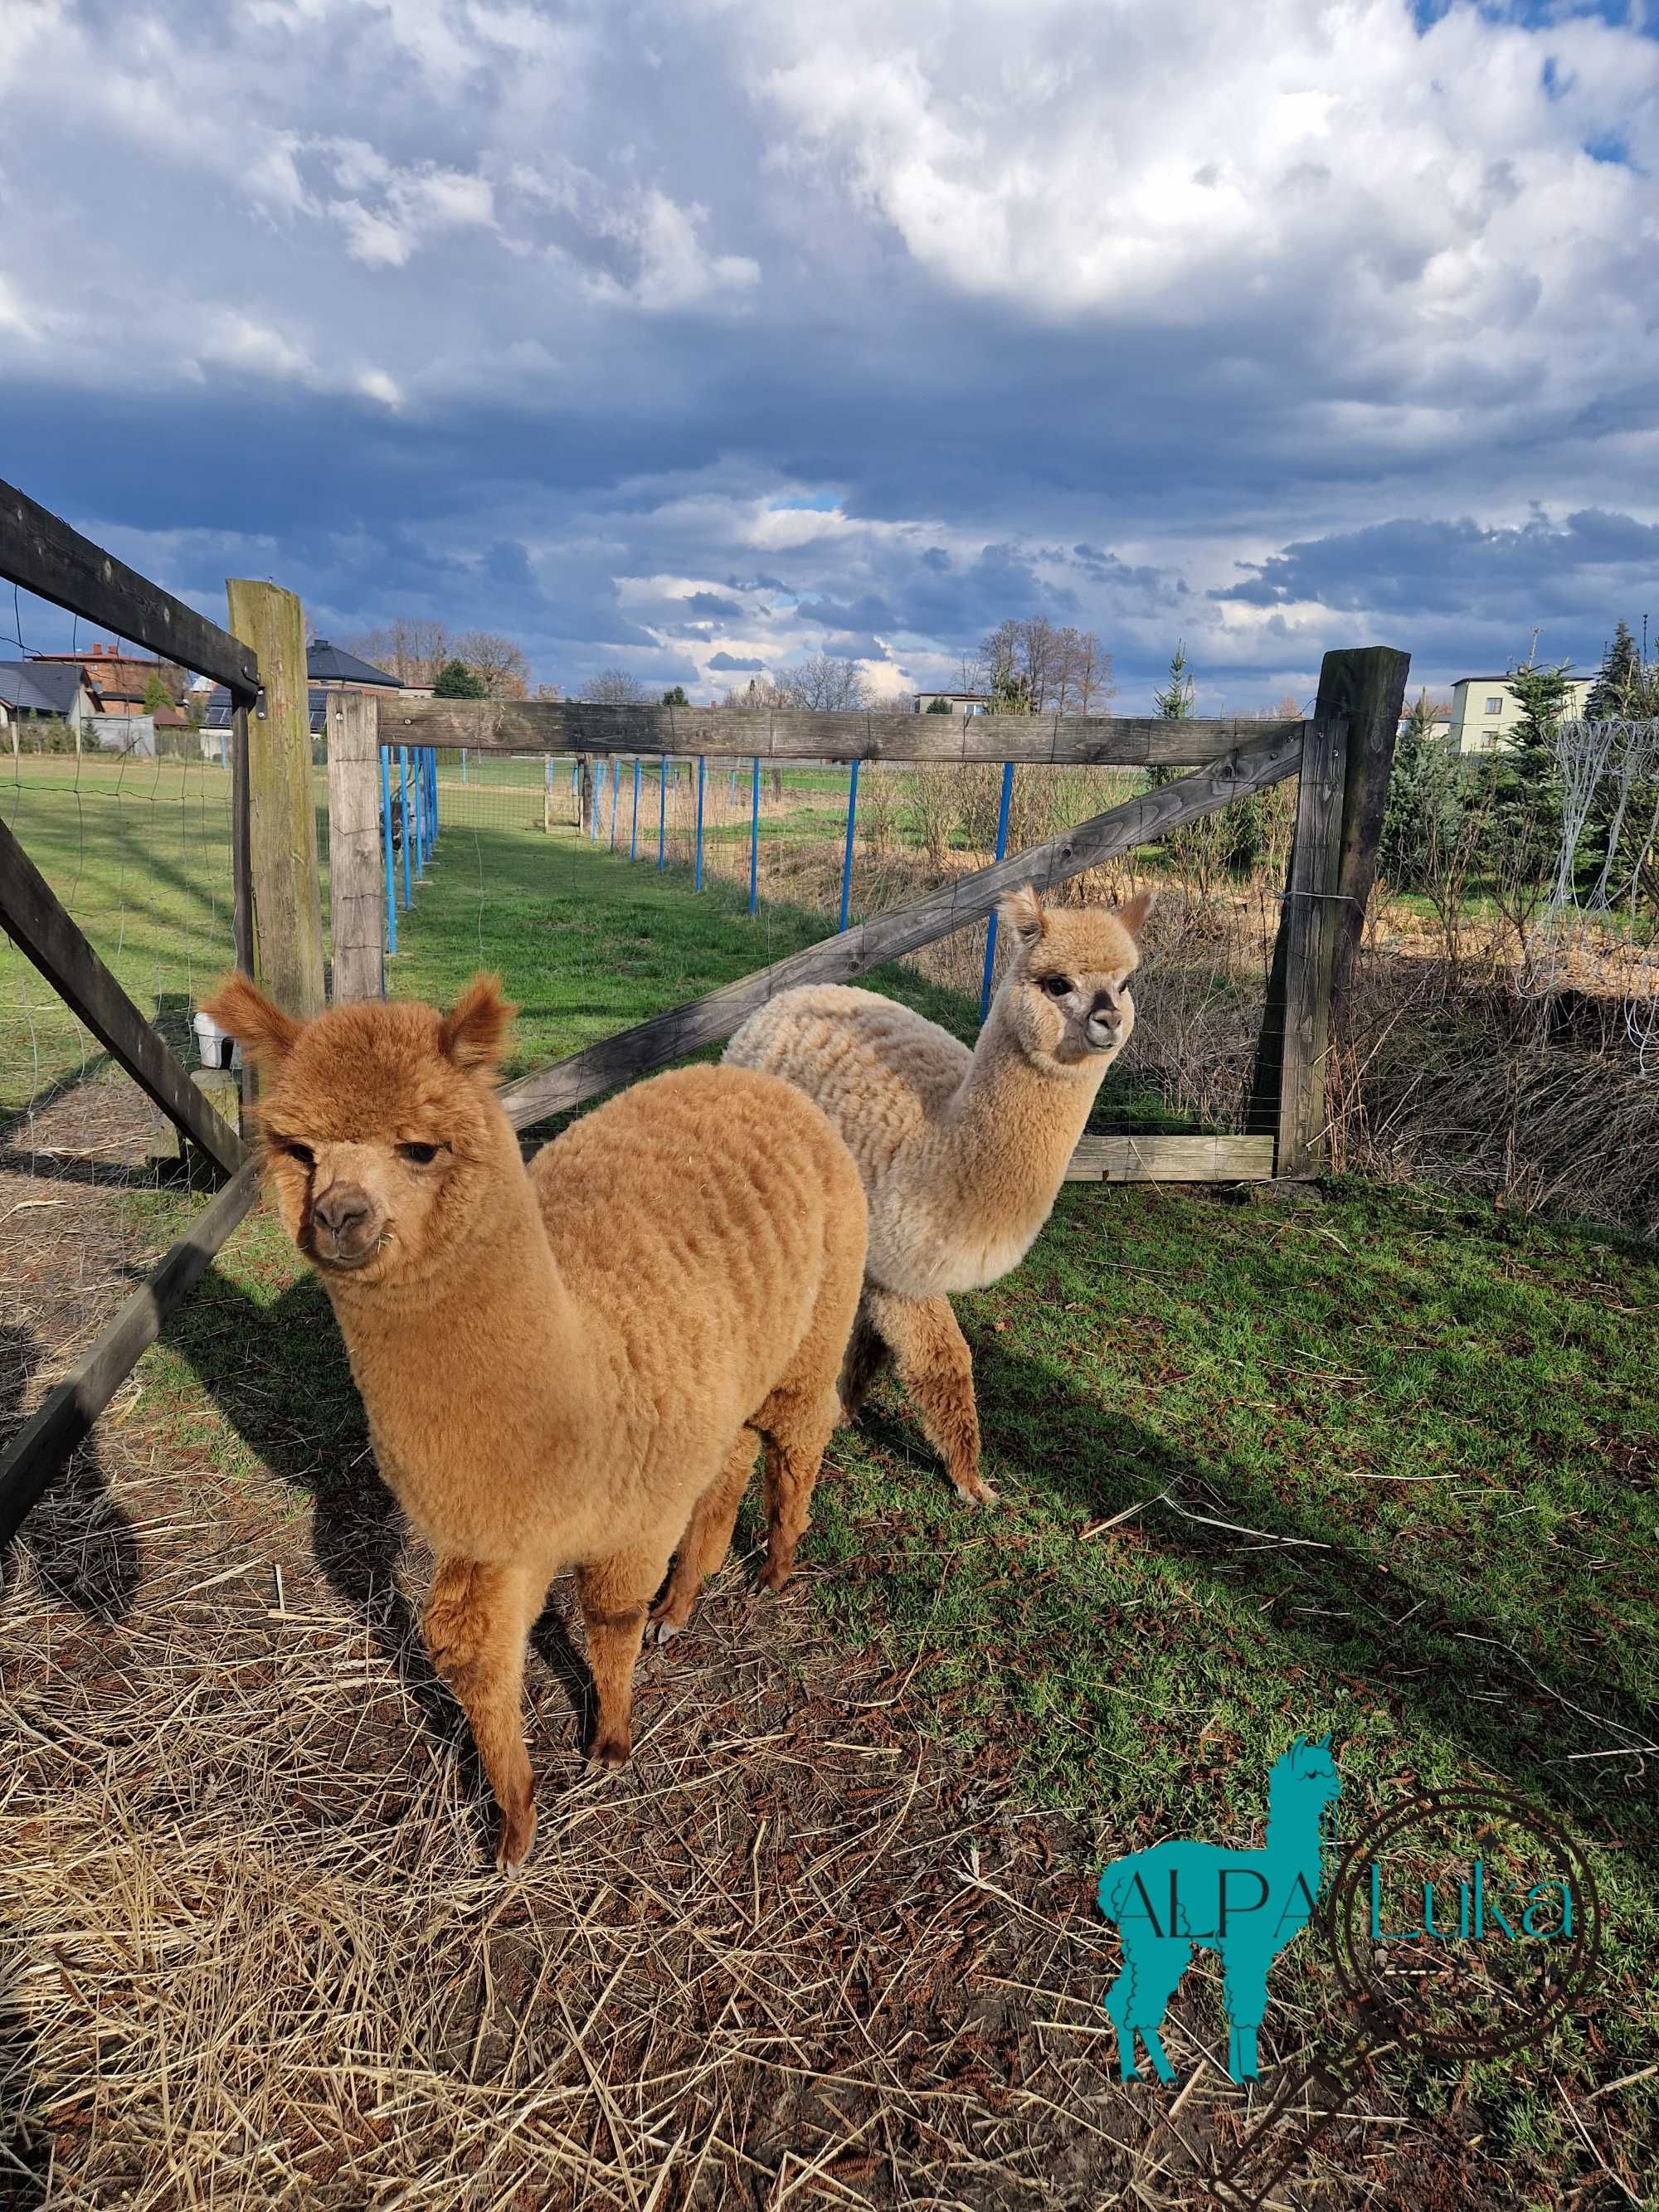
[202,972,867,1871]
[723,883,1152,1505]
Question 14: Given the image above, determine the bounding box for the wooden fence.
[0,469,1410,1540]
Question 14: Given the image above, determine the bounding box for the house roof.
[0,660,88,716]
[307,639,402,688]
[1452,671,1595,688]
[202,685,331,734]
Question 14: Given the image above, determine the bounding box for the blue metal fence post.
[427,749,436,845]
[609,757,620,849]
[694,756,706,890]
[979,760,1016,1020]
[590,756,600,842]
[380,746,397,955]
[399,746,412,910]
[416,749,427,877]
[630,756,641,859]
[461,747,468,784]
[748,756,761,915]
[839,758,860,934]
[658,756,667,869]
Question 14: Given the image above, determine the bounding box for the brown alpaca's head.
[994,884,1155,1071]
[199,972,518,1286]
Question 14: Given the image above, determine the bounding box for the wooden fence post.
[325,690,385,1003]
[226,580,325,1020]
[1248,645,1409,1179]
[1329,646,1412,1009]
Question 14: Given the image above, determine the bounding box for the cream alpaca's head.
[200,972,518,1288]
[993,884,1155,1071]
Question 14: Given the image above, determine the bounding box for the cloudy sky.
[4,0,1658,709]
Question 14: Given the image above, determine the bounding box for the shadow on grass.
[157,1266,596,1811]
[153,1242,1657,1887]
[0,1322,139,1621]
[849,1324,1657,1873]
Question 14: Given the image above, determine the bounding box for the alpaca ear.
[1113,885,1157,941]
[199,972,301,1071]
[440,972,516,1075]
[998,884,1046,947]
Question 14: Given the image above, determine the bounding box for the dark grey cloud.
[708,651,768,671]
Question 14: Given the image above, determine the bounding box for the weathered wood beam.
[227,580,326,1024]
[1063,1134,1274,1183]
[0,1161,260,1548]
[0,478,260,698]
[499,719,1305,1131]
[1328,646,1412,1009]
[1248,646,1409,1174]
[324,690,385,1004]
[0,815,245,1176]
[379,693,1301,769]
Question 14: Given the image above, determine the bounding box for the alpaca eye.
[280,1140,314,1167]
[1043,975,1073,999]
[398,1142,440,1166]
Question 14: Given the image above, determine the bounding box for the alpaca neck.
[324,1131,596,1466]
[937,994,1107,1184]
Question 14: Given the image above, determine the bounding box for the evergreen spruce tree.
[433,659,488,699]
[1586,622,1640,722]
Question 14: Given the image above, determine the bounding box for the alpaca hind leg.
[649,1427,761,1646]
[836,1293,892,1425]
[577,1547,667,1769]
[423,1556,543,1874]
[752,1375,841,1596]
[865,1287,991,1506]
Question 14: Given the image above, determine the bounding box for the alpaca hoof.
[496,1804,537,1874]
[954,1472,999,1507]
[649,1612,684,1646]
[757,1559,793,1595]
[589,1733,632,1771]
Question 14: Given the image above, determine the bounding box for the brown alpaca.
[723,883,1152,1505]
[202,972,867,1871]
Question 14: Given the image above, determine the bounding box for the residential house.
[0,660,97,741]
[913,690,991,715]
[1447,673,1598,756]
[197,640,405,750]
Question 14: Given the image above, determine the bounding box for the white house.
[914,690,990,715]
[1447,673,1598,756]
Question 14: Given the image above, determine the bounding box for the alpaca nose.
[1087,990,1122,1034]
[314,1185,372,1242]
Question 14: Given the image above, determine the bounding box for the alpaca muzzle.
[309,1183,382,1268]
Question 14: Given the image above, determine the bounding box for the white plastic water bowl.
[192,1009,241,1070]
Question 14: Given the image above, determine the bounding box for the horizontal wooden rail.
[382,694,1301,769]
[0,816,246,1178]
[0,478,260,698]
[0,1161,260,1548]
[500,717,1307,1130]
[1063,1134,1273,1183]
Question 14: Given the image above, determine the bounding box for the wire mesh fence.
[366,743,1285,1148]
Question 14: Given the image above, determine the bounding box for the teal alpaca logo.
[1097,1735,1340,2083]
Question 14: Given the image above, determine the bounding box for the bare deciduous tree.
[586,668,651,704]
[343,618,452,688]
[455,630,530,700]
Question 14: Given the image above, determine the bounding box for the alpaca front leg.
[423,1556,541,1874]
[577,1551,663,1768]
[649,1427,760,1646]
[866,1287,993,1505]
